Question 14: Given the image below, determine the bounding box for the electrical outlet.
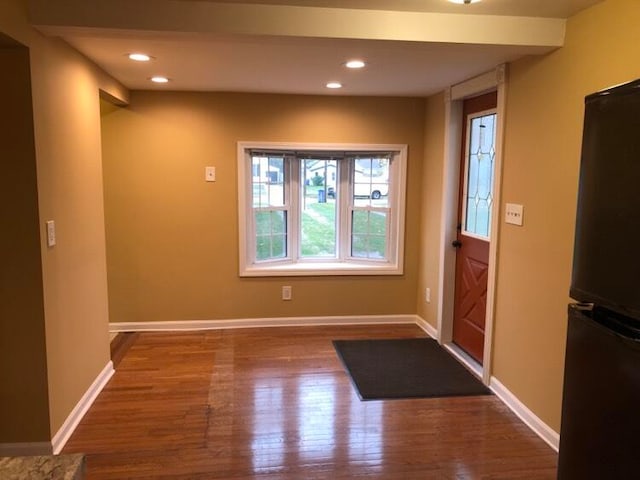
[426,287,431,303]
[282,286,292,301]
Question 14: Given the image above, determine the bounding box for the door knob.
[451,240,462,248]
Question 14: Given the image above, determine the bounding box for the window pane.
[252,155,285,207]
[353,157,390,207]
[270,211,285,234]
[466,198,477,234]
[255,211,271,236]
[252,183,267,208]
[272,234,286,258]
[351,210,368,235]
[351,234,387,259]
[300,159,337,257]
[351,235,367,258]
[256,236,270,261]
[368,235,387,259]
[254,211,287,261]
[464,114,496,238]
[351,211,387,259]
[255,234,287,261]
[267,157,285,206]
[467,153,479,200]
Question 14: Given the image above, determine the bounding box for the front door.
[452,92,497,364]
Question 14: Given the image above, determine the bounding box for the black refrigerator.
[558,79,640,479]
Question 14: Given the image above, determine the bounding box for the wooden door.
[452,92,497,364]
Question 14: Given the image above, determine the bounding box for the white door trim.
[436,65,507,385]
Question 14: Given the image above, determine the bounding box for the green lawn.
[301,202,336,256]
[255,200,387,260]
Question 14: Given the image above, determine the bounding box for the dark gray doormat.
[333,338,491,400]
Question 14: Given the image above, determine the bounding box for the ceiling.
[29,0,602,97]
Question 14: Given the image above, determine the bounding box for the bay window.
[238,142,407,276]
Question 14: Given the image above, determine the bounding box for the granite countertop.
[0,454,84,480]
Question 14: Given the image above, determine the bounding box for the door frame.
[436,65,507,384]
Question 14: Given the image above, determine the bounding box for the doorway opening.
[436,66,506,384]
[452,92,497,364]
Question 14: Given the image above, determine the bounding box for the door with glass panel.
[452,91,497,364]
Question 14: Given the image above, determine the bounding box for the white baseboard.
[443,342,483,379]
[110,314,419,332]
[489,376,560,451]
[0,442,52,456]
[414,316,438,339]
[51,361,115,454]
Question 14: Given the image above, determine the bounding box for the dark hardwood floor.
[63,325,558,479]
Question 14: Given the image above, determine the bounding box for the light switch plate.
[505,203,524,226]
[205,166,216,182]
[46,220,56,247]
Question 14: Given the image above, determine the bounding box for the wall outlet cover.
[282,286,292,301]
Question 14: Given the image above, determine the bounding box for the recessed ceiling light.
[128,53,152,62]
[448,0,481,4]
[345,59,366,69]
[326,82,342,89]
[150,76,170,84]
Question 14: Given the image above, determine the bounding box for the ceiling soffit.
[29,0,566,48]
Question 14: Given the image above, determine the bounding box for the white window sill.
[240,261,403,277]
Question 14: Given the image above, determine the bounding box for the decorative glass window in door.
[463,112,497,239]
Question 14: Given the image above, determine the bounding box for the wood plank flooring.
[63,325,558,479]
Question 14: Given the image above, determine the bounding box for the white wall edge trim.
[438,65,506,384]
[0,442,52,457]
[489,376,560,452]
[414,316,438,339]
[451,69,499,100]
[51,361,115,455]
[110,315,419,332]
[443,342,483,379]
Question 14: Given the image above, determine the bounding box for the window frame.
[237,142,407,277]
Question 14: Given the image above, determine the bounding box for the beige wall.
[31,35,112,437]
[416,0,640,433]
[0,44,51,443]
[493,0,640,431]
[2,0,634,449]
[102,92,425,323]
[0,0,127,442]
[416,92,445,325]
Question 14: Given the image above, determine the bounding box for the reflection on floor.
[64,325,557,479]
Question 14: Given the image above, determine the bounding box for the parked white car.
[353,182,388,199]
[326,181,389,199]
